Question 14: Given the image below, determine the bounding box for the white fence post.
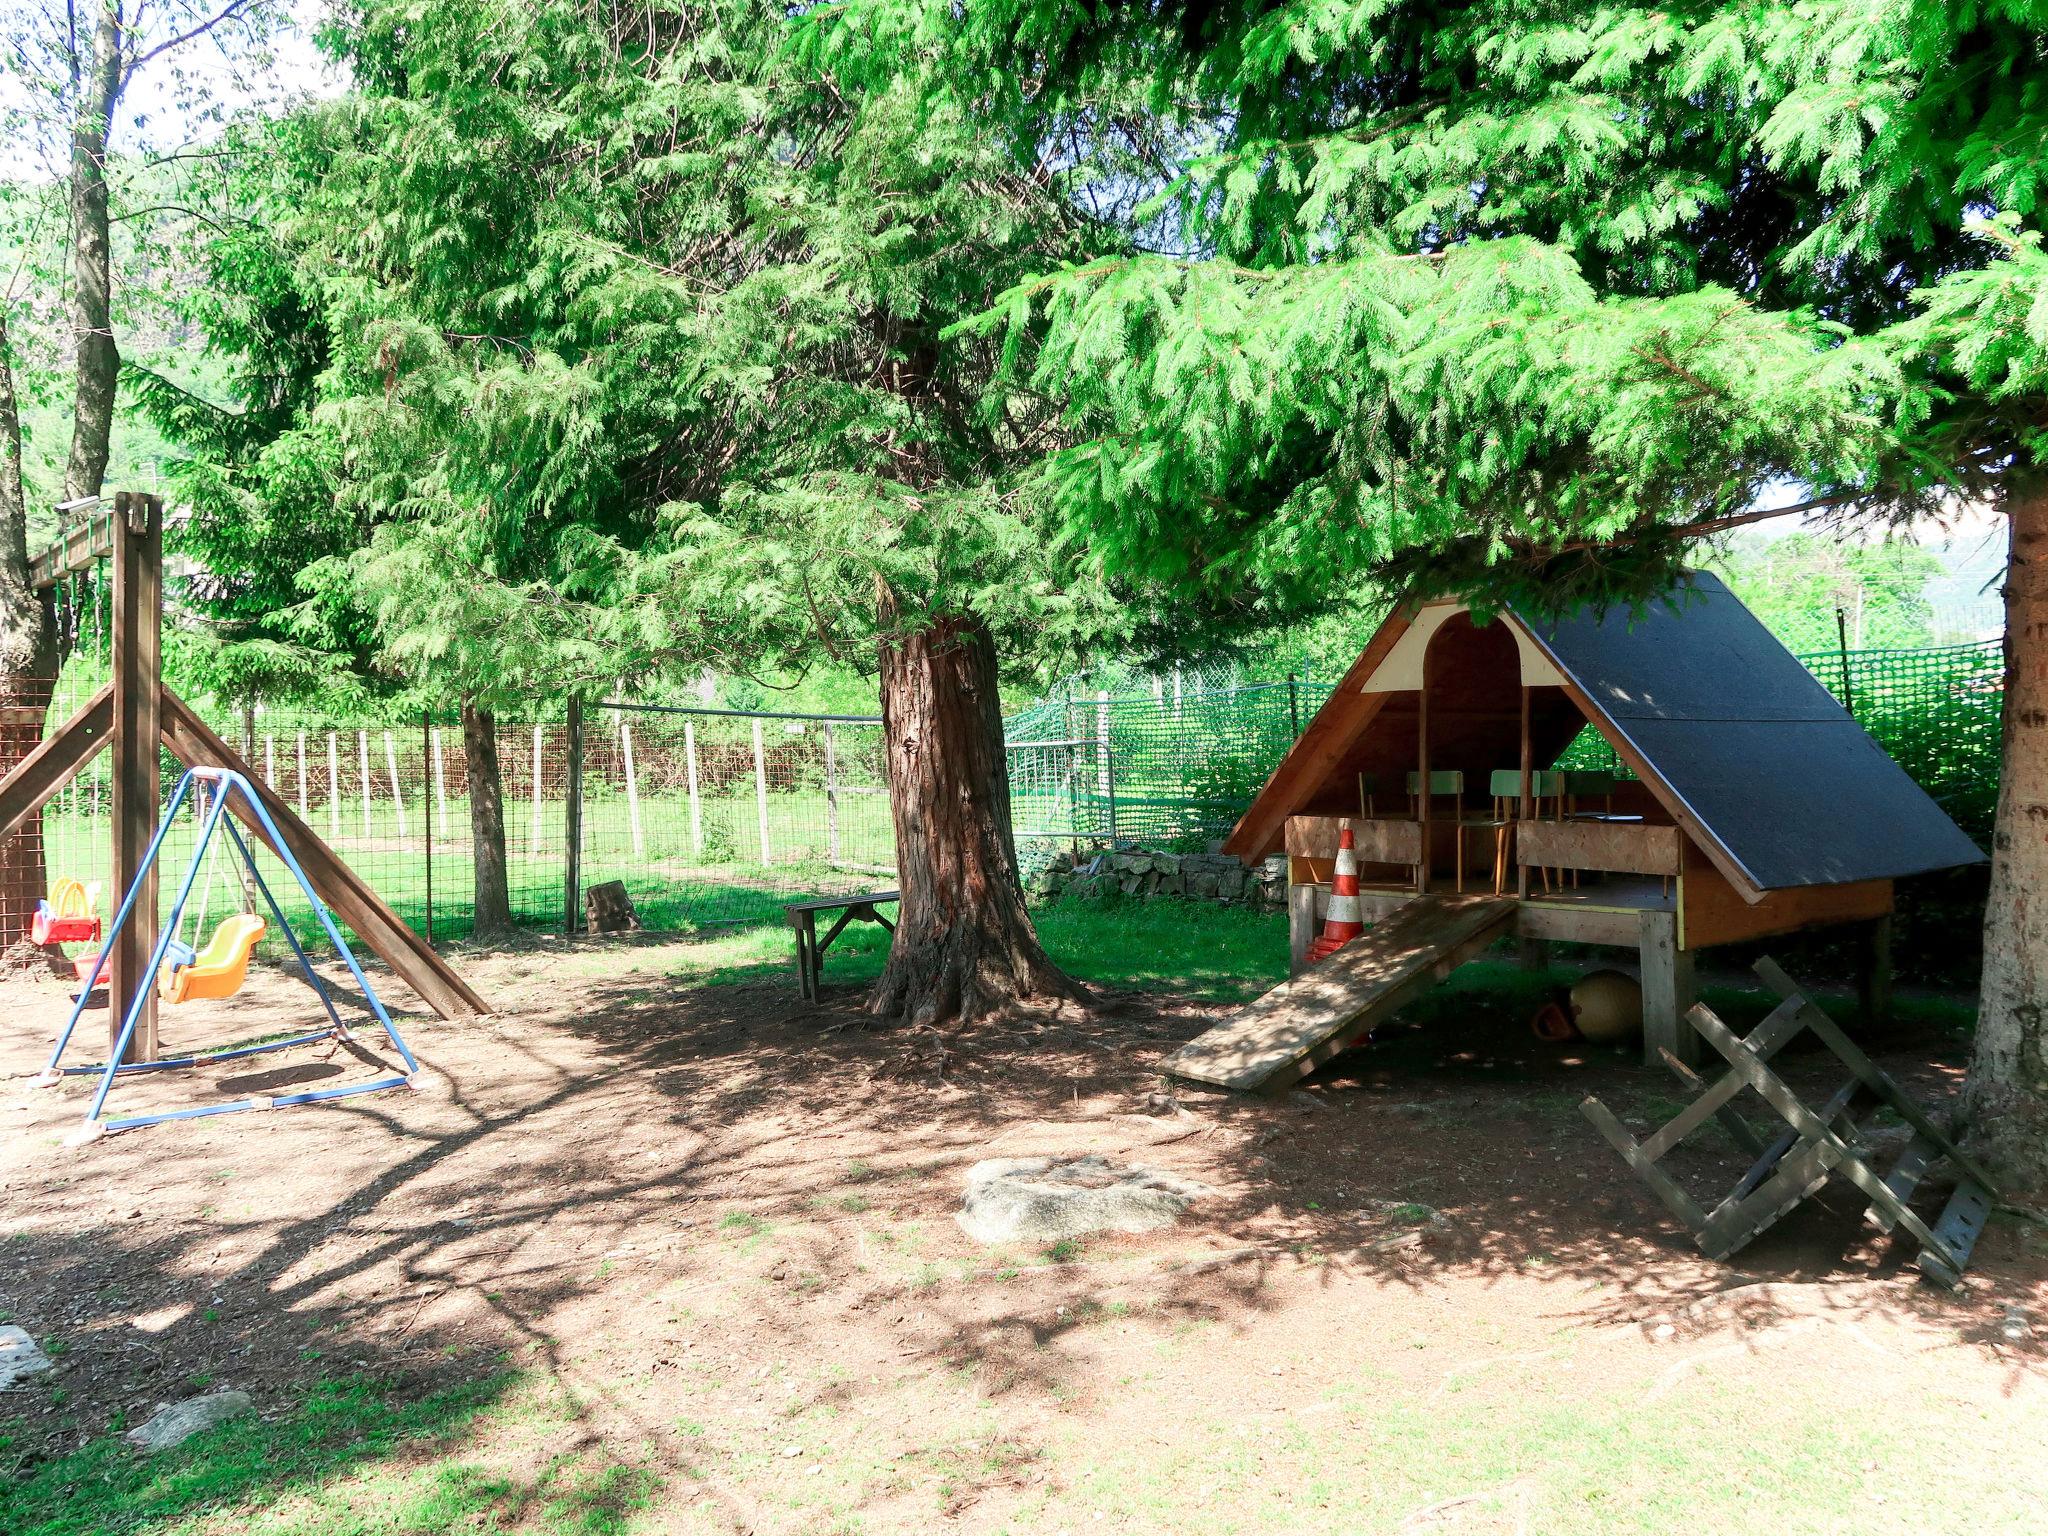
[1097,689,1115,844]
[384,730,407,841]
[327,732,341,837]
[530,724,544,849]
[1096,689,1111,801]
[296,731,309,820]
[358,729,373,838]
[620,717,644,858]
[264,733,275,789]
[752,716,771,867]
[684,719,703,858]
[432,727,449,837]
[823,721,840,865]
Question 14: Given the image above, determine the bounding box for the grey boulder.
[957,1154,1211,1244]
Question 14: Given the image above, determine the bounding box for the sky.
[0,0,341,176]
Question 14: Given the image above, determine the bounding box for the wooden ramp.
[1166,894,1516,1093]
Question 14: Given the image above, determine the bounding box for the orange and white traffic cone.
[1307,819,1365,963]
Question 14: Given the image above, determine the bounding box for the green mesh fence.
[15,638,2004,954]
[1814,640,2003,843]
[1002,637,2005,853]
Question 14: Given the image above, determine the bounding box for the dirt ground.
[3,934,2047,1533]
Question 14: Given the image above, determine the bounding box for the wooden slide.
[1165,893,1517,1093]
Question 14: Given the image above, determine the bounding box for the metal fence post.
[1095,690,1111,842]
[824,720,841,865]
[529,724,544,849]
[1095,690,1120,845]
[684,718,703,857]
[1104,733,1119,846]
[752,716,772,867]
[1835,606,1857,715]
[357,729,373,839]
[1287,673,1301,737]
[620,712,644,858]
[432,726,449,837]
[383,729,407,841]
[564,696,583,937]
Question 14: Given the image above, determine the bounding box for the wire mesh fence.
[0,635,2008,961]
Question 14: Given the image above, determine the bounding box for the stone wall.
[1027,844,1288,909]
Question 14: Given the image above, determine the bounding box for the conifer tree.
[195,0,1135,1019]
[816,0,2048,1174]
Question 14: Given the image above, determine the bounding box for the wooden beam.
[1221,604,1417,861]
[0,684,113,844]
[28,509,114,590]
[110,492,162,1066]
[1416,643,1431,895]
[1516,685,1531,901]
[158,689,489,1019]
[1284,814,1420,865]
[1638,908,1697,1068]
[1518,820,1683,877]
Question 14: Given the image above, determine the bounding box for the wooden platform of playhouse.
[1167,893,1515,1093]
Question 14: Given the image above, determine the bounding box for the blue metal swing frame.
[37,766,420,1136]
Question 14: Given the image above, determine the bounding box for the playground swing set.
[2,492,487,1139]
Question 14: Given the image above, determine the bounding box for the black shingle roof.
[1517,572,1986,890]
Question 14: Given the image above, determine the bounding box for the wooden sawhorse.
[785,891,898,1002]
[1582,957,1998,1288]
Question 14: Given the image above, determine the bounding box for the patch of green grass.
[0,1373,527,1536]
[654,896,1289,1000]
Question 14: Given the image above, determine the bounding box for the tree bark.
[870,599,1085,1028]
[462,696,513,937]
[1969,482,2048,1187]
[64,1,123,505]
[0,304,60,945]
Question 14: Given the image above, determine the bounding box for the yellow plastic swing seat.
[159,914,266,1005]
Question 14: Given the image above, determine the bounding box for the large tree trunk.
[461,697,513,937]
[1969,483,2048,1187]
[870,600,1084,1028]
[64,1,123,505]
[0,304,60,945]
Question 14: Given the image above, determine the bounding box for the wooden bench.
[785,891,898,1002]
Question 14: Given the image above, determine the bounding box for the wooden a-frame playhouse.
[1166,573,1984,1094]
[1,492,485,1068]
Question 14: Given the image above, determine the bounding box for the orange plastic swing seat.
[159,914,266,1005]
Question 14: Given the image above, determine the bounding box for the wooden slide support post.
[157,690,489,1019]
[1859,914,1894,1029]
[1287,880,1316,978]
[0,684,114,845]
[111,492,163,1065]
[1580,957,1998,1287]
[1637,908,1697,1069]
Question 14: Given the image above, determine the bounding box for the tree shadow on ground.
[1,932,2040,1531]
